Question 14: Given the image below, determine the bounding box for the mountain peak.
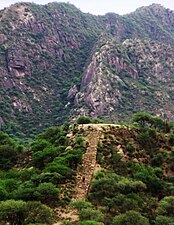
[134,3,166,13]
[1,2,174,136]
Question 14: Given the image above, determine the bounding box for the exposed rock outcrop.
[72,38,174,121]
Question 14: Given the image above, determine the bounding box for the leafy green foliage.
[0,116,174,225]
[24,201,55,224]
[155,215,174,225]
[77,116,104,124]
[132,112,173,133]
[0,199,27,225]
[87,117,174,224]
[0,132,24,170]
[79,208,104,222]
[111,210,150,225]
[70,199,92,211]
[32,182,60,203]
[0,123,86,225]
[0,200,55,225]
[133,165,164,195]
[157,196,174,217]
[77,116,92,124]
[88,170,147,217]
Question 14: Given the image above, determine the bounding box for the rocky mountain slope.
[72,37,174,122]
[0,2,174,136]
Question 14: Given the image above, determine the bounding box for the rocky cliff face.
[0,2,174,136]
[72,38,174,122]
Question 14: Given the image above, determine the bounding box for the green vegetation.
[77,116,104,124]
[0,200,54,225]
[1,1,174,224]
[86,113,174,224]
[0,131,24,170]
[132,112,173,133]
[111,210,150,225]
[0,123,86,224]
[0,114,174,224]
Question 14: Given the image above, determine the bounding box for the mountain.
[0,2,174,136]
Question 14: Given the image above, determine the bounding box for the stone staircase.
[53,126,101,224]
[72,128,101,200]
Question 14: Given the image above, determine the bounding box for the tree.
[133,166,163,194]
[132,112,172,133]
[157,196,174,217]
[111,210,150,225]
[132,112,152,127]
[155,215,174,225]
[0,200,55,225]
[34,182,60,203]
[0,132,24,170]
[32,146,60,169]
[24,201,55,224]
[77,116,92,124]
[70,200,92,211]
[79,208,105,222]
[30,139,50,153]
[102,194,140,214]
[0,199,27,225]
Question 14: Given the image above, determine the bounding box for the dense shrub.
[0,132,24,170]
[89,171,146,203]
[33,182,60,203]
[32,146,64,169]
[133,166,164,194]
[157,196,174,217]
[111,210,150,225]
[37,126,66,144]
[79,208,105,222]
[31,172,63,184]
[77,116,104,124]
[77,116,93,124]
[70,200,92,211]
[0,199,27,225]
[0,199,55,225]
[132,112,171,133]
[30,139,50,153]
[12,180,36,201]
[44,163,75,179]
[151,153,164,167]
[155,215,174,225]
[24,201,55,224]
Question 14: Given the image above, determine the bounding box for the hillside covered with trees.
[0,113,174,224]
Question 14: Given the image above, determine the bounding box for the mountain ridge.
[0,2,174,137]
